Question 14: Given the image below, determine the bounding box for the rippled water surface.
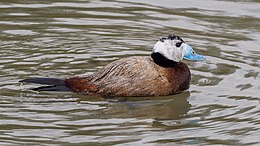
[0,0,260,145]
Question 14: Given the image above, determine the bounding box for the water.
[0,0,260,145]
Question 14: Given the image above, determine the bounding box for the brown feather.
[65,77,98,94]
[64,56,191,97]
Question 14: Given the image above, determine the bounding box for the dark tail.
[19,78,71,92]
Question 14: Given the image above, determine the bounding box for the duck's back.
[65,56,191,97]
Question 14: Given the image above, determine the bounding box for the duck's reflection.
[79,91,191,120]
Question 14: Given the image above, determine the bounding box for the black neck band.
[151,52,179,67]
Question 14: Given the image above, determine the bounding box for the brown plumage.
[65,56,190,97]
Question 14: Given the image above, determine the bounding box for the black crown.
[159,35,185,43]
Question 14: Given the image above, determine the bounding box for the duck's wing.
[90,56,157,82]
[89,56,173,96]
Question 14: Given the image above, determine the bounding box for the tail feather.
[19,78,65,85]
[31,85,71,92]
[20,77,71,92]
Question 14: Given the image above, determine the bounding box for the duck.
[20,35,205,97]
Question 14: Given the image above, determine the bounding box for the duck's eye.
[175,42,182,47]
[191,51,195,55]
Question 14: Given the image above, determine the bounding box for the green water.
[0,0,260,145]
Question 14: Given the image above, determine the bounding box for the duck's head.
[151,35,205,65]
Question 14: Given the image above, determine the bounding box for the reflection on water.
[0,0,260,145]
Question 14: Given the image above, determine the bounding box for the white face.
[152,37,186,62]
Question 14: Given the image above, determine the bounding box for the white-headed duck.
[20,35,205,97]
